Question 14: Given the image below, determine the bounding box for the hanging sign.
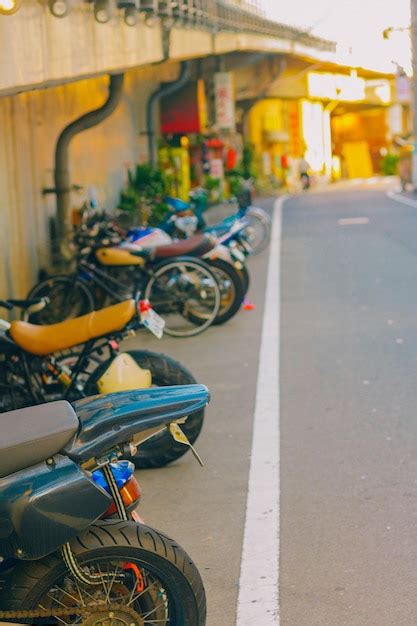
[214,72,236,131]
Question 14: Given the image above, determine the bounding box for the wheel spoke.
[35,557,178,625]
[47,586,78,605]
[141,602,168,619]
[127,579,160,606]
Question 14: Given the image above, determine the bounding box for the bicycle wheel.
[144,258,221,337]
[27,275,95,323]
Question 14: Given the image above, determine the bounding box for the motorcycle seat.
[9,299,136,356]
[164,196,191,212]
[0,401,78,478]
[96,247,145,267]
[151,234,215,259]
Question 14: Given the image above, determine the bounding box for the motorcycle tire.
[26,275,95,324]
[0,520,206,626]
[236,264,250,296]
[207,258,245,325]
[144,257,221,338]
[86,350,205,469]
[244,209,271,255]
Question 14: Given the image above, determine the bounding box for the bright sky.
[262,0,411,73]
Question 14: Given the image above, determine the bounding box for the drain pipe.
[146,61,191,166]
[54,73,125,243]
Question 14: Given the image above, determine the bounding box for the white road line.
[386,190,417,209]
[338,217,370,226]
[236,196,284,626]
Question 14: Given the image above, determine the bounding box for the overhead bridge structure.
[0,0,335,298]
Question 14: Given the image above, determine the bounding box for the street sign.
[214,72,236,131]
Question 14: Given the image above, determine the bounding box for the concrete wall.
[0,62,179,299]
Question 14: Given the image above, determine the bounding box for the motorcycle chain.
[0,602,141,621]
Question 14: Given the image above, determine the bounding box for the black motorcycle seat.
[0,401,78,478]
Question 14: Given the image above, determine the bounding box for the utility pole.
[411,0,417,185]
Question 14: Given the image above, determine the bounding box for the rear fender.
[66,385,210,464]
[0,455,111,560]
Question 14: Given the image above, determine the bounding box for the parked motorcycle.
[27,219,221,337]
[0,297,205,468]
[0,387,208,624]
[122,224,248,325]
[160,194,271,255]
[82,209,247,326]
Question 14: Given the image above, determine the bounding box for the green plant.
[203,175,223,203]
[380,153,399,176]
[241,143,256,180]
[119,164,170,226]
[225,170,245,197]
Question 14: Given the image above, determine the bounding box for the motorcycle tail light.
[139,299,152,313]
[103,476,142,517]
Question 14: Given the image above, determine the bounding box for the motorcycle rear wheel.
[0,520,206,626]
[236,265,250,296]
[86,350,205,469]
[207,258,245,325]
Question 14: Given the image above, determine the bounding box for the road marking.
[386,190,417,209]
[338,217,369,226]
[236,196,283,626]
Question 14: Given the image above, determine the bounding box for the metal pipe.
[54,73,124,242]
[146,61,191,165]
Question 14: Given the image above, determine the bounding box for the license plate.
[141,308,165,339]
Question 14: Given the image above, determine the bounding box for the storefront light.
[0,0,21,15]
[124,6,137,24]
[117,0,138,25]
[48,0,69,17]
[94,0,112,22]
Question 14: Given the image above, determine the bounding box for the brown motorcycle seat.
[9,299,136,356]
[153,234,215,259]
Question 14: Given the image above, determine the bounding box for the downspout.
[146,61,191,166]
[54,73,124,243]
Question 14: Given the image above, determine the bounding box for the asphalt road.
[124,198,272,626]
[125,184,417,625]
[281,184,417,625]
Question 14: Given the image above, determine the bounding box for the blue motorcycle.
[0,387,208,624]
[160,194,271,255]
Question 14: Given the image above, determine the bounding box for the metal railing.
[138,1,335,52]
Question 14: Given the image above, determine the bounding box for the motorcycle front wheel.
[26,275,95,324]
[0,520,206,626]
[144,258,221,337]
[244,209,271,255]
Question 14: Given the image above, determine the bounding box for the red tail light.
[103,476,142,517]
[139,299,152,313]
